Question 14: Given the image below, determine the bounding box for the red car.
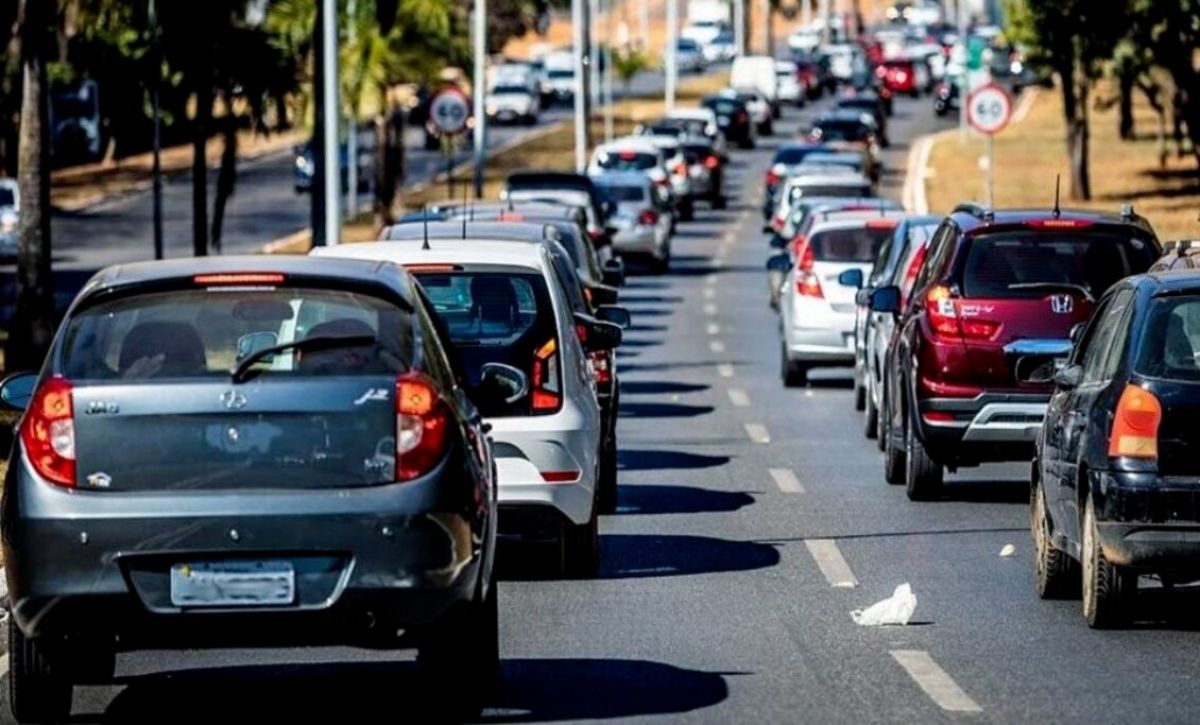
[876,59,921,97]
[873,204,1161,500]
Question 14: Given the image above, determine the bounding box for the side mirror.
[587,282,619,306]
[575,313,624,351]
[762,224,775,234]
[1053,364,1083,390]
[1069,322,1088,346]
[478,363,529,406]
[855,287,875,305]
[768,235,786,249]
[838,268,864,289]
[600,200,616,218]
[602,258,626,287]
[766,253,791,273]
[0,372,37,412]
[594,304,632,329]
[870,285,901,314]
[236,331,280,363]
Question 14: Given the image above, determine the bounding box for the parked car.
[313,240,623,577]
[0,178,18,259]
[1034,271,1200,628]
[701,93,756,149]
[775,212,906,387]
[874,205,1160,500]
[593,171,675,272]
[0,256,505,722]
[775,60,805,107]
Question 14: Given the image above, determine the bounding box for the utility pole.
[346,0,358,218]
[820,0,831,45]
[639,0,649,51]
[603,0,615,142]
[313,0,340,246]
[149,0,163,260]
[761,0,772,56]
[734,0,746,56]
[958,0,967,140]
[572,0,587,171]
[472,0,487,197]
[589,0,601,114]
[665,0,677,111]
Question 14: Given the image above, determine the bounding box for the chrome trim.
[961,402,1048,443]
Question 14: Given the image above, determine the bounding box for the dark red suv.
[871,205,1160,500]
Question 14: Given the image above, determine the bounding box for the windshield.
[61,288,412,381]
[792,184,870,199]
[704,99,742,115]
[491,85,529,95]
[961,232,1151,299]
[0,187,14,207]
[1136,296,1200,381]
[774,147,819,165]
[810,226,895,263]
[812,121,870,141]
[547,69,573,79]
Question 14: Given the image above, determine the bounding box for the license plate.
[170,560,295,608]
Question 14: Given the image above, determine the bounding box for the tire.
[598,420,618,515]
[681,201,695,222]
[863,377,879,440]
[883,411,905,485]
[562,498,599,578]
[8,625,72,724]
[853,373,866,411]
[781,345,807,388]
[904,408,943,500]
[712,194,727,210]
[1032,478,1079,599]
[874,387,887,452]
[418,573,499,714]
[1082,496,1136,628]
[650,251,670,274]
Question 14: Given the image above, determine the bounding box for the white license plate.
[170,560,295,608]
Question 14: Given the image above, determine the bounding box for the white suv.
[313,240,621,576]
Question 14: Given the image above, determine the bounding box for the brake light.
[589,350,612,384]
[1026,219,1095,229]
[1108,384,1161,459]
[794,242,823,298]
[531,338,562,413]
[673,162,687,176]
[588,228,606,242]
[865,219,898,230]
[498,211,526,222]
[405,264,458,273]
[193,273,284,286]
[736,110,748,123]
[703,155,720,170]
[20,377,76,487]
[925,284,1001,340]
[395,372,448,482]
[790,234,808,259]
[541,470,582,483]
[923,411,957,423]
[638,209,659,226]
[619,150,638,160]
[766,165,784,188]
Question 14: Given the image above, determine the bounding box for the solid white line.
[723,230,736,242]
[706,323,721,335]
[744,423,770,444]
[703,303,718,316]
[805,539,858,588]
[717,363,734,378]
[769,467,804,493]
[891,650,983,713]
[727,388,750,407]
[710,340,726,353]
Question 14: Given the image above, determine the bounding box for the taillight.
[638,209,659,226]
[395,372,448,482]
[673,162,687,176]
[925,285,1002,340]
[736,110,748,122]
[20,377,76,487]
[589,350,612,384]
[588,228,606,242]
[1108,384,1161,459]
[531,338,562,413]
[703,155,719,170]
[765,170,781,188]
[794,242,823,298]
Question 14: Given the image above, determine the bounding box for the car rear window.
[491,85,529,95]
[61,287,413,381]
[774,147,818,165]
[0,187,14,206]
[597,150,658,171]
[792,184,871,199]
[599,184,646,202]
[547,69,573,79]
[704,98,742,115]
[1136,296,1200,381]
[961,232,1152,300]
[812,121,870,141]
[414,270,557,414]
[810,226,895,262]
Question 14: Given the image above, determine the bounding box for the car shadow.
[618,295,685,305]
[626,322,669,333]
[89,657,733,724]
[619,449,732,471]
[617,402,715,419]
[939,479,1029,504]
[619,380,710,395]
[616,484,756,515]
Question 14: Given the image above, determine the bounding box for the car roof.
[807,210,908,233]
[381,221,555,242]
[947,204,1159,239]
[592,170,652,188]
[312,239,548,270]
[789,173,872,186]
[1141,269,1200,292]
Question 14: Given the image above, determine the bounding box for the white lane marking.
[769,467,804,493]
[804,389,814,398]
[723,230,736,243]
[902,129,954,214]
[805,539,859,588]
[890,650,983,713]
[705,273,718,285]
[744,423,771,444]
[710,340,726,353]
[717,363,735,378]
[703,287,715,300]
[1011,86,1040,124]
[727,388,750,407]
[703,303,718,316]
[706,323,721,335]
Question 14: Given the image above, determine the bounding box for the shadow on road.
[90,657,732,723]
[619,449,731,471]
[618,402,715,419]
[599,534,780,579]
[619,380,710,395]
[939,479,1029,504]
[618,294,685,305]
[617,484,756,515]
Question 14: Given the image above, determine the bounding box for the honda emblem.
[220,390,248,410]
[1049,294,1074,314]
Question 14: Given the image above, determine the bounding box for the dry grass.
[265,70,729,255]
[925,83,1200,241]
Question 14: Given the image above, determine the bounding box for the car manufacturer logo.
[220,390,248,410]
[1049,295,1074,314]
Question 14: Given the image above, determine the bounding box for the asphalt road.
[6,88,1200,725]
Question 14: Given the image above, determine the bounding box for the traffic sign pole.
[966,82,1013,209]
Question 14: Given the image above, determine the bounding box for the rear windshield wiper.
[231,334,376,383]
[1007,282,1095,302]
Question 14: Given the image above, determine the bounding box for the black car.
[1035,271,1200,628]
[701,94,755,149]
[837,93,890,147]
[0,256,506,722]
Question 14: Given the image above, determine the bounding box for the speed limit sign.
[966,83,1013,136]
[428,86,472,137]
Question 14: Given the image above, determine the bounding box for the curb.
[903,129,955,214]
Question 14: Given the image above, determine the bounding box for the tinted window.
[1081,291,1132,383]
[61,288,412,381]
[704,98,742,115]
[794,184,870,198]
[810,226,895,262]
[961,232,1150,299]
[491,85,530,95]
[547,69,573,79]
[1136,295,1200,381]
[598,184,646,202]
[774,147,819,165]
[0,187,14,207]
[811,121,870,141]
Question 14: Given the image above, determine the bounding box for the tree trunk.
[192,78,212,256]
[1060,68,1091,201]
[374,83,405,229]
[210,110,238,253]
[1118,70,1134,141]
[1137,78,1168,170]
[5,0,56,373]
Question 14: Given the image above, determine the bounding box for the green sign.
[967,37,985,71]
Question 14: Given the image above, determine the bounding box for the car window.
[0,187,14,207]
[960,232,1150,300]
[1135,295,1200,381]
[598,184,646,202]
[809,225,894,263]
[1081,290,1133,383]
[911,222,955,296]
[870,227,899,283]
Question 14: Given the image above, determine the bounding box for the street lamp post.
[346,0,358,219]
[572,0,587,171]
[734,0,746,56]
[314,0,340,246]
[665,0,677,112]
[472,0,487,197]
[149,0,163,260]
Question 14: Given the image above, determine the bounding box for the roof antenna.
[422,204,431,250]
[1052,174,1061,219]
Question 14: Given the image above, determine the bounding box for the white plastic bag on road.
[851,583,917,626]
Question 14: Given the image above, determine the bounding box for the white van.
[730,55,780,117]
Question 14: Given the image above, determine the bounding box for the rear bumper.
[917,392,1049,463]
[1095,471,1200,573]
[610,227,663,256]
[784,302,856,365]
[488,407,598,526]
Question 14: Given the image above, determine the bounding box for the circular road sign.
[428,86,472,137]
[966,83,1013,136]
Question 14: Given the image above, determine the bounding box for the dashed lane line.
[804,539,859,588]
[890,650,983,713]
[703,287,716,299]
[706,323,721,335]
[744,423,771,444]
[769,467,804,493]
[727,388,750,407]
[710,340,726,353]
[717,363,734,378]
[703,303,718,316]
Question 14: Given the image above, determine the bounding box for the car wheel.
[1082,496,1135,628]
[418,572,499,712]
[681,201,695,222]
[863,377,879,440]
[904,407,943,500]
[853,373,866,411]
[1033,478,1079,599]
[781,345,807,388]
[598,422,618,515]
[9,625,72,725]
[562,503,600,578]
[712,194,727,210]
